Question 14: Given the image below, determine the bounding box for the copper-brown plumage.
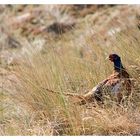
[78,54,132,104]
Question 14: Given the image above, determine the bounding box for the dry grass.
[1,28,139,136]
[0,5,140,136]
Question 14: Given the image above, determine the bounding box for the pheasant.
[44,54,132,105]
[77,54,132,104]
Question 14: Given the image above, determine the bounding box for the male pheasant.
[78,54,132,104]
[44,54,132,104]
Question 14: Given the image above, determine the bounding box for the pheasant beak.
[105,55,114,62]
[105,56,112,60]
[105,56,109,60]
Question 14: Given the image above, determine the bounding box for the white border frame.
[0,0,140,4]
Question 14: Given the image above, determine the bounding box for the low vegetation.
[0,5,140,135]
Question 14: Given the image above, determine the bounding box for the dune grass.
[0,5,140,135]
[0,26,139,135]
